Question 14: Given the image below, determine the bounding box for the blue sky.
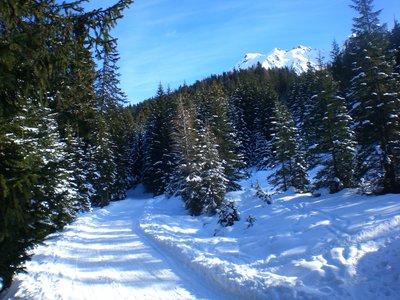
[87,0,399,104]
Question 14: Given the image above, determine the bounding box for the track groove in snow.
[3,175,400,300]
[3,189,237,300]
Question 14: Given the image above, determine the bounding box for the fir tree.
[142,85,176,195]
[0,0,133,289]
[87,116,117,207]
[195,83,245,191]
[182,122,228,216]
[312,70,356,193]
[227,84,255,165]
[108,108,136,200]
[130,128,146,185]
[252,85,278,169]
[63,125,92,212]
[389,20,400,71]
[268,101,309,192]
[167,91,198,197]
[348,0,400,193]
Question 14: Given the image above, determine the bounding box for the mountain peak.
[235,46,319,74]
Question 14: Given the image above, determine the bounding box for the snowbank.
[140,170,400,299]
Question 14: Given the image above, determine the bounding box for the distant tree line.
[128,0,400,213]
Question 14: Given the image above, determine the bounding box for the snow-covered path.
[4,175,400,300]
[4,188,233,300]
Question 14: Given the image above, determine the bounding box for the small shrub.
[218,199,240,227]
[246,215,256,228]
[254,180,272,204]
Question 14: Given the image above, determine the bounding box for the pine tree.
[32,107,79,229]
[142,85,176,195]
[252,85,278,169]
[182,121,228,216]
[130,128,145,185]
[268,101,309,192]
[87,116,117,207]
[227,84,255,165]
[1,101,77,288]
[167,91,198,197]
[63,125,92,212]
[195,83,245,191]
[312,70,356,193]
[0,0,133,289]
[50,16,98,140]
[348,0,400,193]
[389,20,400,71]
[227,81,276,169]
[0,103,42,289]
[108,108,136,200]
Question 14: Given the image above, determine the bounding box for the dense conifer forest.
[0,0,134,289]
[1,0,399,291]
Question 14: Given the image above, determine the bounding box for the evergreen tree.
[31,107,78,230]
[312,70,356,193]
[130,128,146,185]
[167,91,198,197]
[227,81,276,169]
[389,20,400,71]
[182,121,228,216]
[227,84,256,165]
[348,0,400,193]
[50,15,98,140]
[194,83,245,191]
[0,0,133,289]
[268,101,309,192]
[142,85,176,195]
[252,85,278,169]
[63,125,92,212]
[110,108,136,200]
[87,116,117,207]
[0,102,43,289]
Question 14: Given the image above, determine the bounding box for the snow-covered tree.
[195,83,245,191]
[389,21,400,71]
[348,0,400,193]
[142,85,176,195]
[182,122,228,216]
[228,84,256,165]
[87,116,117,207]
[268,101,309,192]
[312,70,356,193]
[63,125,93,212]
[253,85,277,169]
[166,91,198,197]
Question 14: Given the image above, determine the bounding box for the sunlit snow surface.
[4,171,400,299]
[4,187,237,300]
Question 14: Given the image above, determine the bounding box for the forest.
[1,0,399,291]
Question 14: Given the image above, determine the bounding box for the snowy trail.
[4,189,234,300]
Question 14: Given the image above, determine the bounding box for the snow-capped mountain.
[235,45,320,74]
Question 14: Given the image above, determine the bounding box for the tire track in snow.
[4,197,233,300]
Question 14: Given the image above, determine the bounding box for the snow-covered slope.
[235,45,320,74]
[140,169,400,299]
[4,171,400,300]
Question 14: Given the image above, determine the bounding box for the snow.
[3,171,400,300]
[3,187,239,300]
[235,46,320,75]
